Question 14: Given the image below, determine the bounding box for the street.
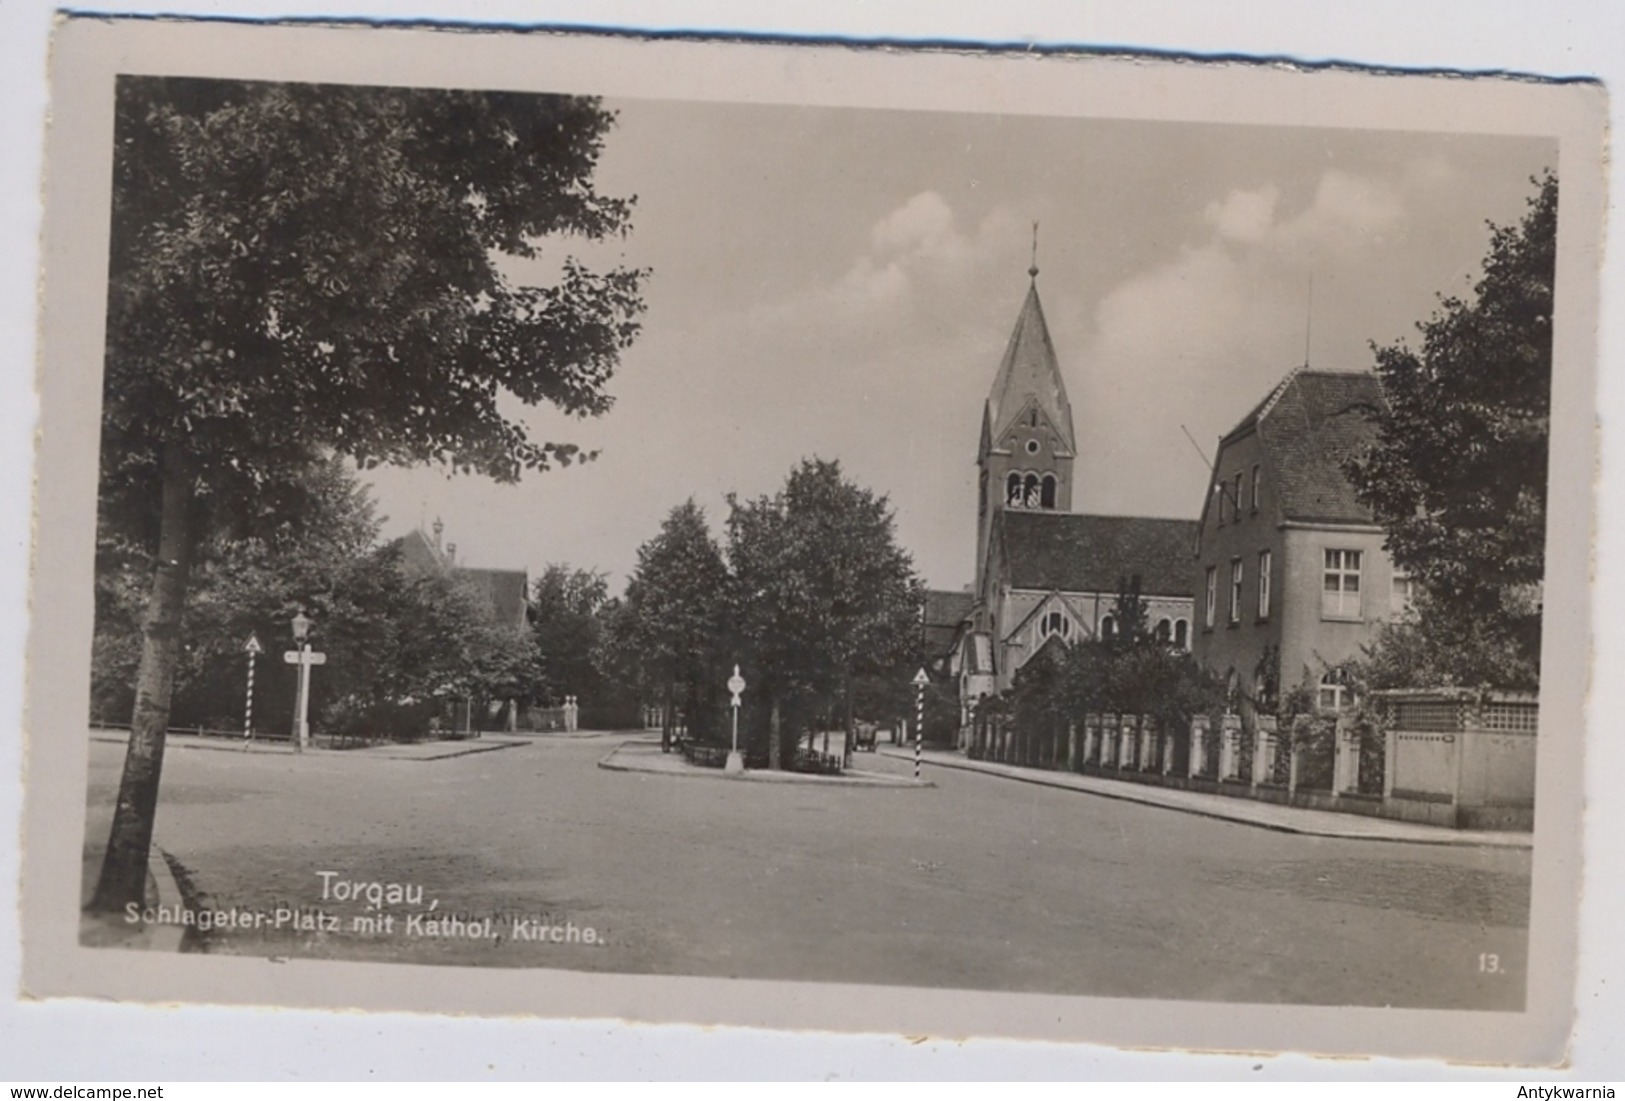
[82,733,1530,1009]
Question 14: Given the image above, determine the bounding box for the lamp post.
[726,665,746,774]
[284,610,325,753]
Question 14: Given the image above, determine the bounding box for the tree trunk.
[843,664,854,767]
[768,693,781,771]
[661,676,674,752]
[87,445,193,914]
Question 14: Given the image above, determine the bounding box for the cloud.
[1203,183,1280,244]
[871,190,957,256]
[752,190,1021,325]
[1072,167,1416,517]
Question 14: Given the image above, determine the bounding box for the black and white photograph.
[17,15,1606,1068]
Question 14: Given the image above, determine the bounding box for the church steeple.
[975,264,1078,590]
[982,277,1075,456]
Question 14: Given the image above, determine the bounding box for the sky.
[361,97,1556,594]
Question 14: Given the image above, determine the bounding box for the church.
[933,264,1197,733]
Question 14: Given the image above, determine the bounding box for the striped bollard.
[912,667,929,782]
[242,633,262,747]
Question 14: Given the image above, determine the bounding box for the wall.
[1277,525,1398,693]
[1193,427,1282,694]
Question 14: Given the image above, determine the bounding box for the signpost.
[284,645,326,752]
[726,665,746,774]
[912,667,929,782]
[242,633,262,747]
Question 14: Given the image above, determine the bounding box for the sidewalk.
[600,740,931,787]
[90,729,532,761]
[879,747,1531,849]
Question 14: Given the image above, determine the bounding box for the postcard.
[22,16,1606,1065]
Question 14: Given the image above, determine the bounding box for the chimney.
[432,517,444,554]
[445,542,456,566]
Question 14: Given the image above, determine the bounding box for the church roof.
[1225,368,1385,526]
[985,280,1075,452]
[458,567,530,631]
[922,588,974,658]
[995,511,1197,597]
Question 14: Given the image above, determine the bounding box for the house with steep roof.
[1192,367,1407,715]
[397,518,529,631]
[955,266,1198,715]
[922,588,974,679]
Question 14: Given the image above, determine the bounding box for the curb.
[598,742,933,788]
[145,849,190,952]
[881,750,1530,849]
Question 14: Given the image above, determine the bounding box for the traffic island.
[598,740,932,787]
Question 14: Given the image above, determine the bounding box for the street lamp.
[726,664,746,774]
[289,610,316,752]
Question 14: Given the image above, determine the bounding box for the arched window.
[1173,619,1188,649]
[1006,472,1022,506]
[1154,618,1172,644]
[1023,473,1040,508]
[1099,614,1115,640]
[1318,668,1352,712]
[1040,610,1071,640]
[1040,473,1057,509]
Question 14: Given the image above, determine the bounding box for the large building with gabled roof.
[939,265,1198,722]
[1191,366,1406,716]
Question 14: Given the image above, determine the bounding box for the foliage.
[1346,172,1555,685]
[726,459,923,760]
[1003,626,1223,756]
[529,563,611,704]
[91,76,646,911]
[613,501,731,741]
[91,457,540,739]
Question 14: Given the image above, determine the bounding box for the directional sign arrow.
[284,650,328,665]
[244,634,263,655]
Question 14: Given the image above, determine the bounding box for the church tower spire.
[974,261,1078,588]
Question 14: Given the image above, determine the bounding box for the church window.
[1173,619,1189,649]
[1025,439,1040,455]
[1154,618,1171,643]
[1029,410,1039,428]
[1099,614,1115,640]
[1040,610,1071,640]
[1040,474,1057,509]
[1006,472,1022,506]
[1023,473,1040,508]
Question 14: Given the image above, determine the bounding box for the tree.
[1346,173,1555,688]
[529,564,611,705]
[617,501,730,750]
[89,77,647,913]
[727,459,923,768]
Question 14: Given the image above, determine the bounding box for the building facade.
[1193,367,1409,714]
